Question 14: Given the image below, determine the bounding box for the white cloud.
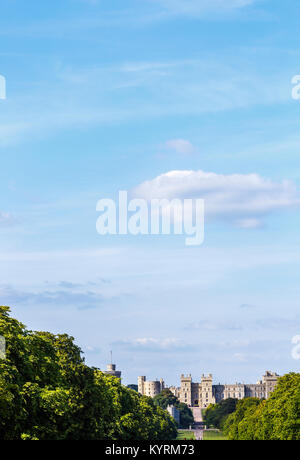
[132,169,300,227]
[165,139,196,155]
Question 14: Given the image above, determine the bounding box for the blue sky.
[0,0,300,386]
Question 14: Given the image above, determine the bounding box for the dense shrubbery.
[204,398,238,430]
[205,374,300,440]
[153,389,194,428]
[223,373,300,440]
[0,306,177,440]
[223,397,261,440]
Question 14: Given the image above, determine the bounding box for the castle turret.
[105,363,122,381]
[262,371,279,398]
[180,374,193,406]
[200,374,215,408]
[137,376,164,397]
[138,376,146,394]
[104,352,122,381]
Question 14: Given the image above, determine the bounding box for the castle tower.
[104,351,122,381]
[201,374,215,408]
[263,371,279,398]
[106,363,122,380]
[138,376,165,397]
[138,376,146,394]
[179,374,193,406]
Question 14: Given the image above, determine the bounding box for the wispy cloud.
[111,336,289,368]
[164,139,197,155]
[150,0,256,17]
[0,0,259,39]
[0,211,17,227]
[186,317,300,332]
[186,320,242,331]
[0,283,107,311]
[240,303,257,309]
[112,337,191,352]
[0,54,291,147]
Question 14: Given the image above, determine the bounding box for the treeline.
[205,373,300,440]
[204,398,238,430]
[0,306,177,440]
[153,389,194,428]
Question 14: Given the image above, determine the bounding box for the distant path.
[191,407,204,441]
[191,407,203,423]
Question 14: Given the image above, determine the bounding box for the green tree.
[205,398,238,429]
[223,398,261,440]
[255,373,300,440]
[0,306,177,440]
[223,374,300,440]
[153,389,194,428]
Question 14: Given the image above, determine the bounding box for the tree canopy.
[223,374,300,440]
[0,306,177,440]
[204,398,238,429]
[153,389,194,428]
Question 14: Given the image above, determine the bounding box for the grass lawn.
[176,430,195,440]
[203,430,227,441]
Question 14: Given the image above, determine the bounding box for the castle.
[138,371,279,408]
[103,352,122,381]
[105,363,122,380]
[138,376,165,397]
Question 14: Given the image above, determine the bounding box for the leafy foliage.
[223,398,261,440]
[204,398,238,429]
[153,389,194,428]
[0,306,177,440]
[223,374,300,440]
